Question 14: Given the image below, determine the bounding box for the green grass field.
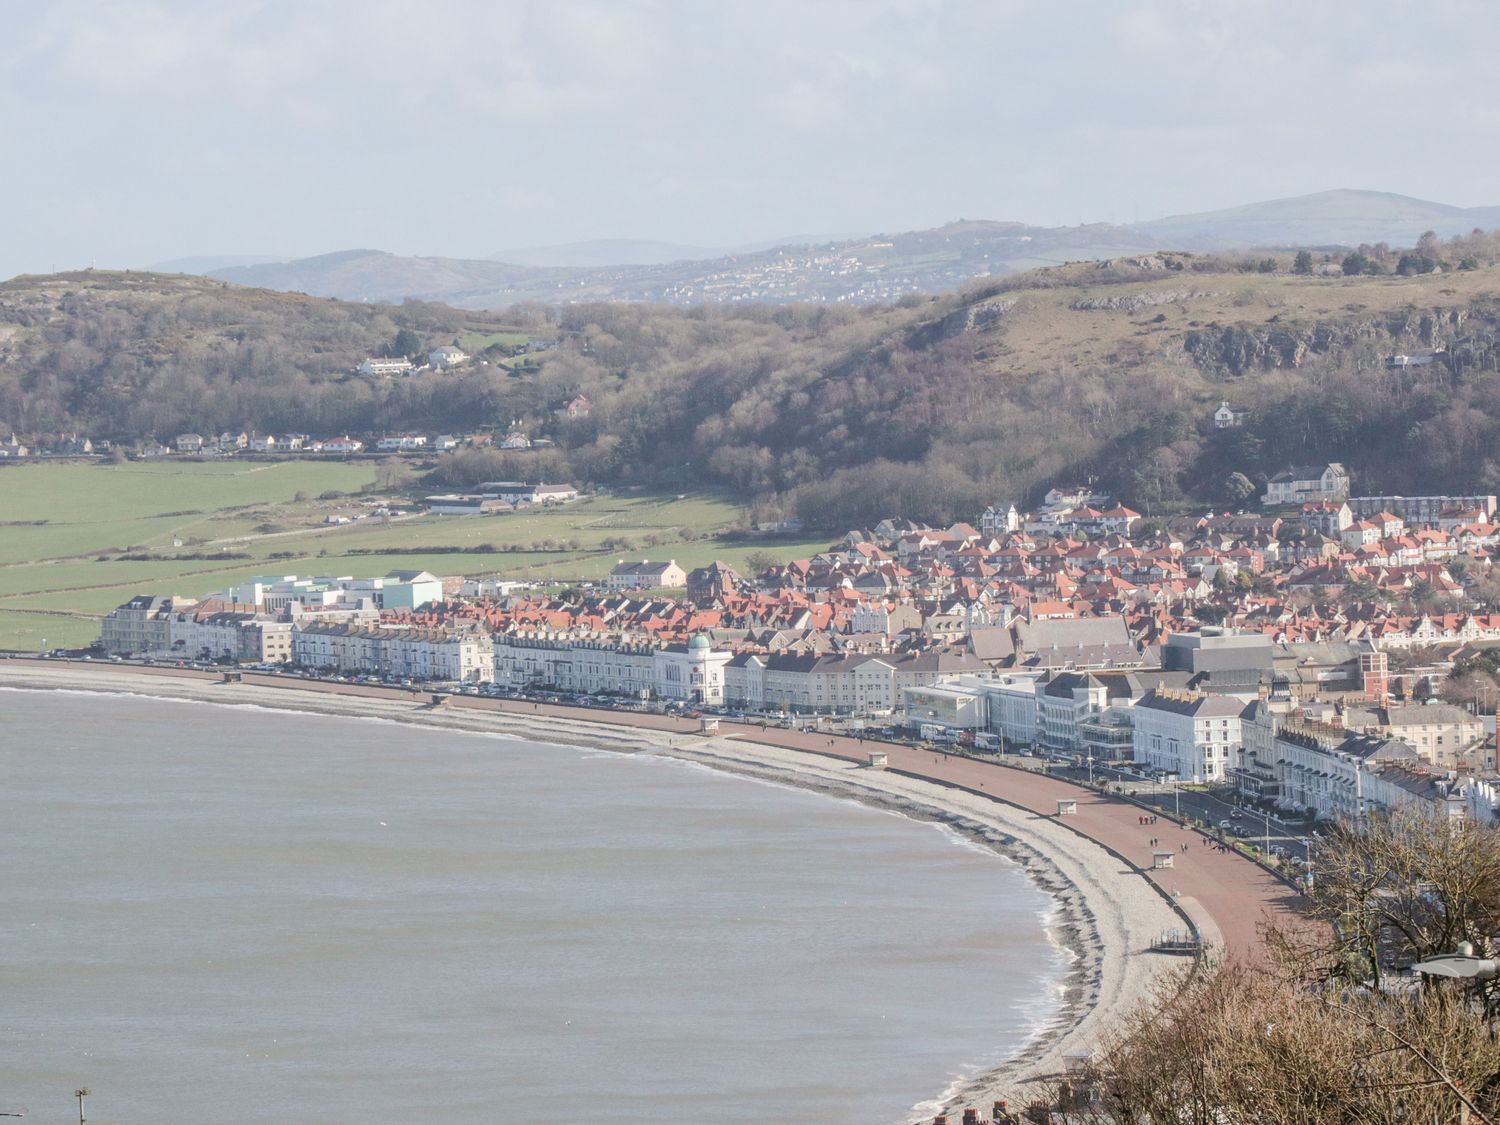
[458,330,531,352]
[0,461,823,651]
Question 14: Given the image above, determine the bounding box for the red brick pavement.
[722,726,1304,957]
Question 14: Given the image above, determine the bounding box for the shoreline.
[0,663,1196,1119]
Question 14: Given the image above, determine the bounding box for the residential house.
[1263,463,1350,507]
[1212,401,1251,429]
[1386,352,1439,368]
[359,357,413,377]
[979,503,1021,536]
[686,561,746,607]
[1301,500,1353,536]
[607,559,689,591]
[375,435,428,452]
[428,345,468,369]
[1349,495,1498,525]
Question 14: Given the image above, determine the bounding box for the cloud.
[2,0,1500,275]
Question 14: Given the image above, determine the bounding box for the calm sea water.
[0,689,1064,1124]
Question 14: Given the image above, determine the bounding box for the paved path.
[719,727,1304,957]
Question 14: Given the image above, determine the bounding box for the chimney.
[962,1111,981,1125]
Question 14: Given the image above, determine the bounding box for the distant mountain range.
[487,238,722,268]
[1135,189,1500,249]
[191,190,1500,309]
[149,253,288,274]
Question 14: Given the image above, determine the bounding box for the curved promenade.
[723,727,1301,956]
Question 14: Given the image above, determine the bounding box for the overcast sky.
[5,0,1499,278]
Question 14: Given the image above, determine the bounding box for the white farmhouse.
[428,346,468,369]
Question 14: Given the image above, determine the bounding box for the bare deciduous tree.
[1039,811,1500,1124]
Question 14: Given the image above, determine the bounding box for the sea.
[0,688,1066,1124]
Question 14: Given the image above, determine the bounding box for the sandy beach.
[0,661,1294,1118]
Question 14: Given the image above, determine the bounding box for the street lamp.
[74,1089,87,1125]
[1412,942,1499,980]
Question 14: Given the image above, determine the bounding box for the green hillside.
[6,232,1500,533]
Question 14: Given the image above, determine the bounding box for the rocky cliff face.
[1183,306,1489,377]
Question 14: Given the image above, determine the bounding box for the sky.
[4,0,1500,278]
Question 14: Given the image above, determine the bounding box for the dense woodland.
[6,228,1500,530]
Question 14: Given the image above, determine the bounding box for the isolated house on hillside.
[428,345,467,369]
[359,357,413,377]
[1212,401,1251,429]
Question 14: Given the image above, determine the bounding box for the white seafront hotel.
[292,622,494,682]
[493,632,729,703]
[1131,689,1244,783]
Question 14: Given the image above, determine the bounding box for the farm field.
[0,461,822,651]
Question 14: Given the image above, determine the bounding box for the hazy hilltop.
[1136,189,1500,249]
[149,253,288,274]
[209,249,553,305]
[205,219,1158,307]
[195,190,1499,310]
[8,231,1500,529]
[488,239,722,268]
